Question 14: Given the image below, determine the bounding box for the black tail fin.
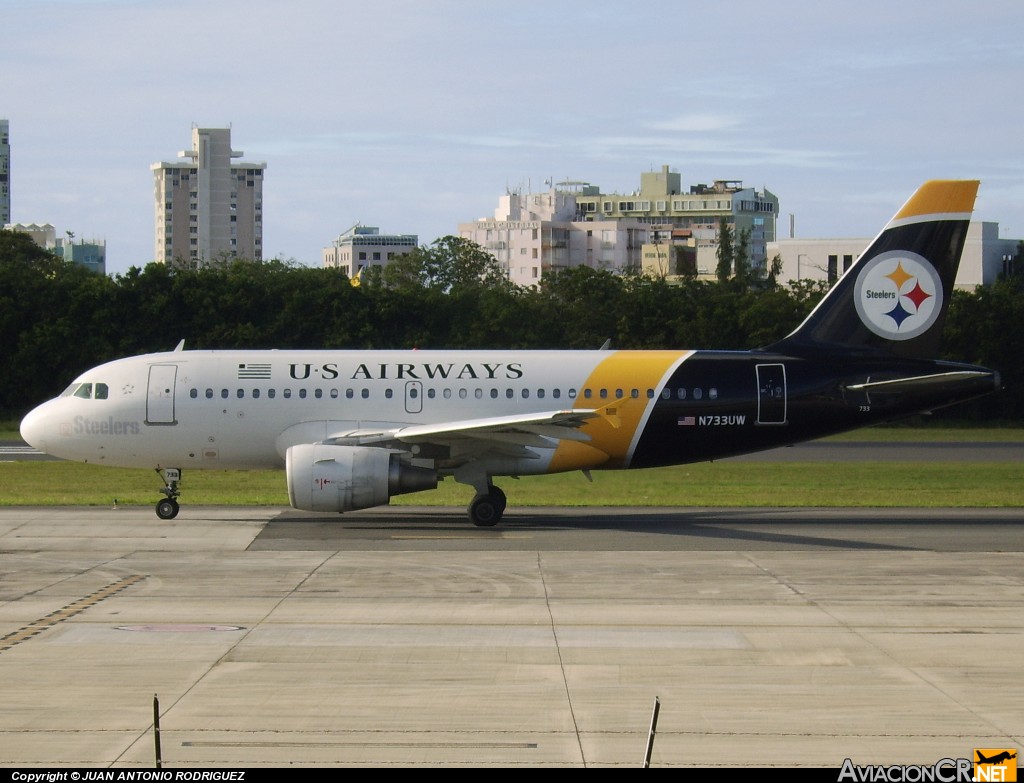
[771,180,979,358]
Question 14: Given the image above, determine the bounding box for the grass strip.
[1,460,1020,508]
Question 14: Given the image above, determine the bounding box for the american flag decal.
[237,363,272,379]
[678,416,695,426]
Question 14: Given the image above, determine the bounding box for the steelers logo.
[853,251,944,341]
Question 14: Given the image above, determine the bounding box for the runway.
[0,504,1021,768]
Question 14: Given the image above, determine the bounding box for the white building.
[322,224,418,276]
[5,222,106,274]
[151,126,265,267]
[768,222,1019,289]
[459,187,647,286]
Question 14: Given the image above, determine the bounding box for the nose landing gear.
[155,467,181,519]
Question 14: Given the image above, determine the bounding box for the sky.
[3,0,1023,276]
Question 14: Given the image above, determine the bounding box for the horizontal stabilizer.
[845,370,997,394]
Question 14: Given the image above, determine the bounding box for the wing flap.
[323,409,601,450]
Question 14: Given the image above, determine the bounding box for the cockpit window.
[60,382,108,400]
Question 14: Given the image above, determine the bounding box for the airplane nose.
[19,405,49,452]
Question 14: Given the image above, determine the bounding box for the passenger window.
[190,388,198,399]
[443,389,452,399]
[662,388,671,400]
[538,389,545,399]
[677,388,686,400]
[615,389,623,399]
[553,389,560,399]
[221,389,229,399]
[385,389,393,399]
[428,389,436,399]
[206,389,214,399]
[584,389,592,399]
[330,389,338,399]
[599,389,608,399]
[694,388,703,400]
[284,389,292,399]
[709,388,718,400]
[253,389,260,399]
[299,389,307,399]
[361,389,369,399]
[505,388,514,399]
[522,389,530,399]
[490,389,498,399]
[315,389,323,399]
[236,389,244,399]
[268,389,276,399]
[459,388,467,399]
[346,389,353,399]
[568,389,577,399]
[475,389,483,399]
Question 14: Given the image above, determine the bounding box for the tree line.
[1,229,1021,420]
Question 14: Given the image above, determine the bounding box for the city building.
[459,165,778,286]
[1,119,10,226]
[574,165,779,274]
[322,224,418,276]
[151,126,265,267]
[4,222,106,274]
[459,185,647,286]
[54,233,106,275]
[768,222,1019,289]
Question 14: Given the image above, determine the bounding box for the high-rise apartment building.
[151,126,265,266]
[0,120,10,226]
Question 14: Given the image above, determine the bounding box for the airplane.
[19,180,1001,526]
[976,751,1016,765]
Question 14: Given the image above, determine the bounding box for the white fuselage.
[19,348,693,474]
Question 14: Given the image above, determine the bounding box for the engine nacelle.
[286,444,438,513]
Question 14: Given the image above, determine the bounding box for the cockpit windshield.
[60,382,109,400]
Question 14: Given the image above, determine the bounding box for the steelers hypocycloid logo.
[854,251,944,341]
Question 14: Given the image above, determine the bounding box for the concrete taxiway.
[0,505,1021,768]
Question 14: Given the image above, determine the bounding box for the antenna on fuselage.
[173,339,185,352]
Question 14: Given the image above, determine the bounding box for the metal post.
[153,693,162,769]
[643,696,660,768]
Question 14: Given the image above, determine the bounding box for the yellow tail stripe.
[548,350,691,473]
[892,180,979,222]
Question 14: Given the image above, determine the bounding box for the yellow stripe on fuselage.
[548,350,693,473]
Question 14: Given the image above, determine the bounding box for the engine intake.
[286,444,437,513]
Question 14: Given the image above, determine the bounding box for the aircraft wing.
[845,370,997,394]
[326,409,603,453]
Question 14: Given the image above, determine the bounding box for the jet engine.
[286,444,438,513]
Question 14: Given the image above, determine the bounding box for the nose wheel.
[155,468,181,519]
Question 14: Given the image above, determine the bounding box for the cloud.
[646,115,743,133]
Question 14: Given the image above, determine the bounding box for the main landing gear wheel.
[155,467,182,519]
[469,486,507,527]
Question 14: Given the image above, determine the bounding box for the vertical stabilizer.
[771,180,979,358]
